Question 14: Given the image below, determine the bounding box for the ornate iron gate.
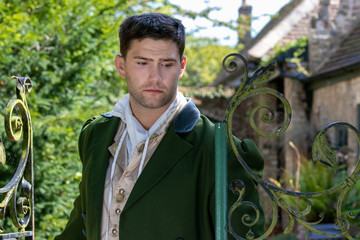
[0,76,34,240]
[215,54,360,240]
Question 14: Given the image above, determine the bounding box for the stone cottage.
[191,0,360,231]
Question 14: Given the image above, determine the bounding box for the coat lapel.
[87,116,120,236]
[123,124,193,212]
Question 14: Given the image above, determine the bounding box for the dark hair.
[119,13,185,59]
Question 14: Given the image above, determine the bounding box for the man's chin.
[140,102,167,109]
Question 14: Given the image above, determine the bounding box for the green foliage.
[262,37,308,74]
[279,155,339,223]
[181,36,236,87]
[297,157,337,222]
[0,1,128,238]
[0,1,238,239]
[273,37,307,58]
[342,180,360,233]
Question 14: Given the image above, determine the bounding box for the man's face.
[115,38,186,114]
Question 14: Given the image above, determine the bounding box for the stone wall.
[310,75,360,174]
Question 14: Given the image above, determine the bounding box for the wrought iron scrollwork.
[0,76,34,239]
[222,54,360,239]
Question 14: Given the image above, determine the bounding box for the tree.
[0,1,128,238]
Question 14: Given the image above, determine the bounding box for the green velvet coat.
[55,100,265,240]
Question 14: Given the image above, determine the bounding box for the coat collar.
[101,98,200,133]
[173,98,200,133]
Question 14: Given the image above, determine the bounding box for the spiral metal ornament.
[221,54,360,239]
[223,54,291,141]
[0,76,34,239]
[228,180,263,240]
[10,178,32,230]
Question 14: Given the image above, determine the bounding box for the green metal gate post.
[215,122,228,240]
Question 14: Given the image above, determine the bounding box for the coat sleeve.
[55,117,97,240]
[209,137,265,239]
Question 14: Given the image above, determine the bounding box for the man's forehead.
[127,38,180,59]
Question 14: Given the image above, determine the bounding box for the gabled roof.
[246,0,341,59]
[315,20,360,76]
[246,0,319,58]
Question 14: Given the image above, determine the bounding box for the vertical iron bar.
[215,122,228,240]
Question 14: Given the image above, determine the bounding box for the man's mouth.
[144,89,163,93]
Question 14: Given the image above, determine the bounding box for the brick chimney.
[237,0,252,46]
[308,0,359,73]
[308,0,333,73]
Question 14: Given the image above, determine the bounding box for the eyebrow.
[133,56,177,62]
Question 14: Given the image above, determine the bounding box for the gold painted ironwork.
[0,76,34,239]
[222,54,360,239]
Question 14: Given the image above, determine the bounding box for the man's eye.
[137,62,147,65]
[162,63,173,67]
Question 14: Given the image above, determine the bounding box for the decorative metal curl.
[10,178,32,230]
[223,54,291,140]
[0,76,34,239]
[228,180,261,240]
[222,54,360,240]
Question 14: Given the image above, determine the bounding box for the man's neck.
[129,103,171,130]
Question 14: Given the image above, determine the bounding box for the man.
[56,12,265,240]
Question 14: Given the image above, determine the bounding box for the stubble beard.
[128,84,177,110]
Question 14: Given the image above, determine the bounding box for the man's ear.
[114,55,126,78]
[179,55,187,79]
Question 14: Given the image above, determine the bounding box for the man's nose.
[149,65,162,82]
